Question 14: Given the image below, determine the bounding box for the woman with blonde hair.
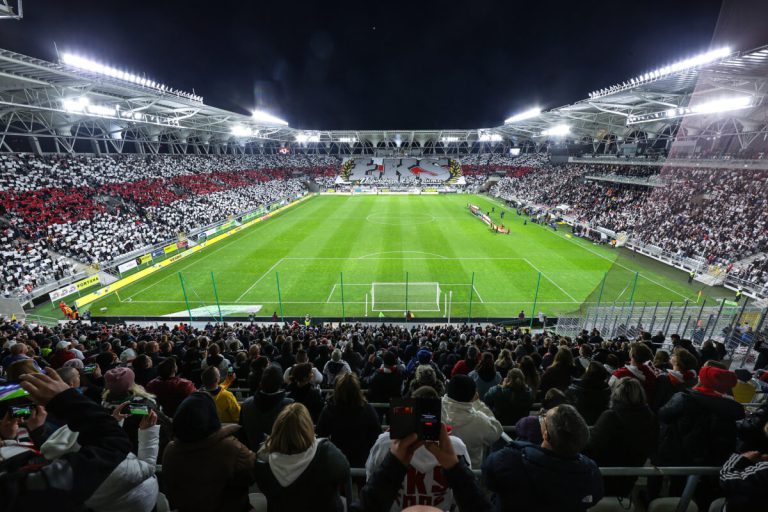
[255,403,350,512]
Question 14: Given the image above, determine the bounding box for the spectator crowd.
[1,317,767,511]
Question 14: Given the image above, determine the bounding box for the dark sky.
[1,0,764,130]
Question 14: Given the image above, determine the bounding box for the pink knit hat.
[104,367,135,395]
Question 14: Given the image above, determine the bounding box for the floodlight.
[62,97,89,112]
[296,133,320,143]
[690,96,752,114]
[86,104,116,117]
[478,132,503,142]
[504,107,541,124]
[338,137,357,143]
[541,124,570,136]
[252,109,289,126]
[441,136,459,143]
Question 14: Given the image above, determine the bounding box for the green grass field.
[43,194,735,321]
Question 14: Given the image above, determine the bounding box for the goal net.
[371,282,441,312]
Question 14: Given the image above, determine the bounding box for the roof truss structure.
[0,44,767,154]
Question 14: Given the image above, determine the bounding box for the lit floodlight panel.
[252,110,288,126]
[541,124,570,136]
[505,108,541,124]
[690,96,751,115]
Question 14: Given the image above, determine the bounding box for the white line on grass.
[235,257,286,303]
[120,198,313,302]
[472,285,485,303]
[356,250,449,259]
[326,284,337,303]
[523,258,579,303]
[283,257,527,260]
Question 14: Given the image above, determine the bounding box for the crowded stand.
[0,154,338,296]
[1,318,767,511]
[491,163,768,288]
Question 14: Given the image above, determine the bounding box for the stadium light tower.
[504,107,541,124]
[60,52,204,103]
[589,46,732,99]
[0,0,22,19]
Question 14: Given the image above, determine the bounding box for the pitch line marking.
[523,258,579,303]
[326,284,337,303]
[112,198,314,303]
[484,195,691,302]
[472,285,485,303]
[235,257,286,303]
[356,250,449,259]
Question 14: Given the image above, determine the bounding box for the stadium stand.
[0,154,339,296]
[1,318,767,511]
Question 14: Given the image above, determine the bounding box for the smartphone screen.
[11,405,32,418]
[129,405,150,416]
[389,399,416,440]
[0,383,30,402]
[83,364,98,374]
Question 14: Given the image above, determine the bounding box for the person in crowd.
[3,370,159,512]
[145,357,196,417]
[566,361,610,425]
[610,342,657,402]
[352,424,492,512]
[539,347,576,396]
[239,364,294,449]
[482,368,534,426]
[515,388,569,445]
[283,349,323,386]
[48,340,76,369]
[469,352,502,400]
[482,404,604,511]
[254,403,350,512]
[719,423,768,512]
[323,348,351,387]
[365,385,471,511]
[584,377,658,498]
[286,362,325,422]
[408,363,445,397]
[202,343,231,373]
[201,366,240,423]
[655,362,746,506]
[652,347,698,412]
[451,346,479,377]
[162,392,256,512]
[441,374,503,468]
[247,356,270,395]
[517,355,540,396]
[494,349,515,376]
[317,372,381,467]
[367,350,405,405]
[131,355,157,387]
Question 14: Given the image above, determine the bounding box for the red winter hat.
[105,367,135,395]
[698,365,737,394]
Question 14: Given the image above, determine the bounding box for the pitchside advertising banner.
[117,260,138,274]
[339,157,462,184]
[49,274,101,302]
[74,193,313,309]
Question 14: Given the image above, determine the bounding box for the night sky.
[1,0,765,130]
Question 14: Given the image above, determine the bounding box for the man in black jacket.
[239,364,293,449]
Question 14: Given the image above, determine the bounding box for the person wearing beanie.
[102,367,159,456]
[654,362,745,506]
[653,348,699,412]
[441,374,502,467]
[162,392,256,512]
[483,404,603,512]
[239,365,294,450]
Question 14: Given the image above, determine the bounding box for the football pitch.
[69,194,731,321]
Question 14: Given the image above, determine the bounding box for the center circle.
[366,213,435,225]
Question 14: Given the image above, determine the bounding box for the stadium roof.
[0,44,767,153]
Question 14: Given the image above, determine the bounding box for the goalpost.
[370,282,442,312]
